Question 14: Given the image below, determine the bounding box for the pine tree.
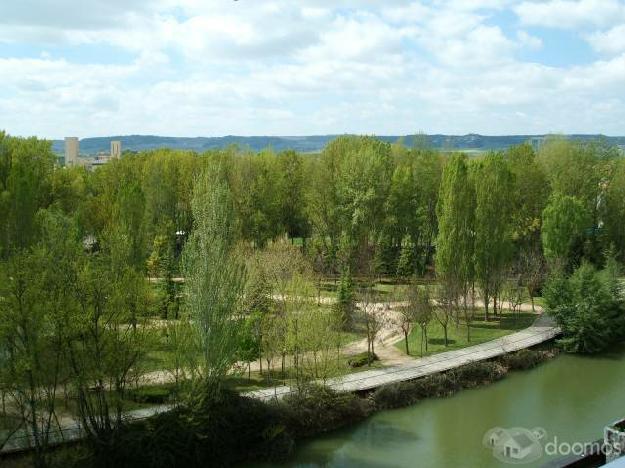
[334,267,355,330]
[396,235,415,278]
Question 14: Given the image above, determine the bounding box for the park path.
[245,313,559,401]
[139,300,544,384]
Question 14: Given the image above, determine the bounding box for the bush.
[347,351,378,368]
[499,349,548,371]
[372,373,455,410]
[279,385,371,438]
[127,385,173,404]
[107,389,293,467]
[371,381,420,409]
[449,361,507,388]
[372,362,507,410]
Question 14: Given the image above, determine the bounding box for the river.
[279,344,625,467]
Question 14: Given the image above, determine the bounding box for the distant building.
[65,137,79,166]
[111,140,122,159]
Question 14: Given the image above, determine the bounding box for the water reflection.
[280,344,625,468]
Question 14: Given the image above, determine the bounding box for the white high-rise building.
[110,140,122,159]
[65,137,79,166]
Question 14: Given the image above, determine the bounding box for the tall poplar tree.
[435,154,475,340]
[473,153,514,320]
[182,164,246,401]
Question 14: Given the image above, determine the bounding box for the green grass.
[397,310,536,358]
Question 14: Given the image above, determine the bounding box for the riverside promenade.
[1,315,560,454]
[246,314,561,401]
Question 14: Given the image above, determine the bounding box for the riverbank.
[1,345,560,467]
[284,341,625,468]
[1,314,559,462]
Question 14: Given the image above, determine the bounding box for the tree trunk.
[443,325,448,346]
[484,296,489,322]
[404,331,409,355]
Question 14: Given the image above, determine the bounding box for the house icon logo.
[483,427,546,464]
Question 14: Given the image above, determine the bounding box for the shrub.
[372,373,455,410]
[107,389,293,467]
[371,381,420,409]
[372,362,507,410]
[127,385,173,404]
[499,349,547,371]
[449,361,507,388]
[347,352,378,368]
[279,385,371,438]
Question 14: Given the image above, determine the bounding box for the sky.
[2,0,625,138]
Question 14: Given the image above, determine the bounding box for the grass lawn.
[396,310,537,358]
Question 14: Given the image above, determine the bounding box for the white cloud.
[1,0,625,137]
[517,30,543,49]
[514,0,625,29]
[587,25,625,55]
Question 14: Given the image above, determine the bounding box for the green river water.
[279,344,625,467]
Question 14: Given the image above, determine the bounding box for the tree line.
[1,130,625,465]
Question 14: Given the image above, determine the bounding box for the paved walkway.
[246,314,560,401]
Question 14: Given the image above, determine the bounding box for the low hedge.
[278,384,372,438]
[372,348,553,410]
[499,349,557,370]
[127,385,173,404]
[347,351,379,368]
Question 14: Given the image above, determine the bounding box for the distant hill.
[51,134,625,155]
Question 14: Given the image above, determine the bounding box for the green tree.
[544,261,625,353]
[396,235,415,278]
[541,194,590,268]
[0,134,55,258]
[67,233,153,448]
[473,153,514,320]
[405,284,433,356]
[506,143,549,246]
[333,266,355,330]
[308,136,392,272]
[435,154,475,341]
[0,211,78,466]
[604,159,625,260]
[182,165,246,401]
[279,150,310,241]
